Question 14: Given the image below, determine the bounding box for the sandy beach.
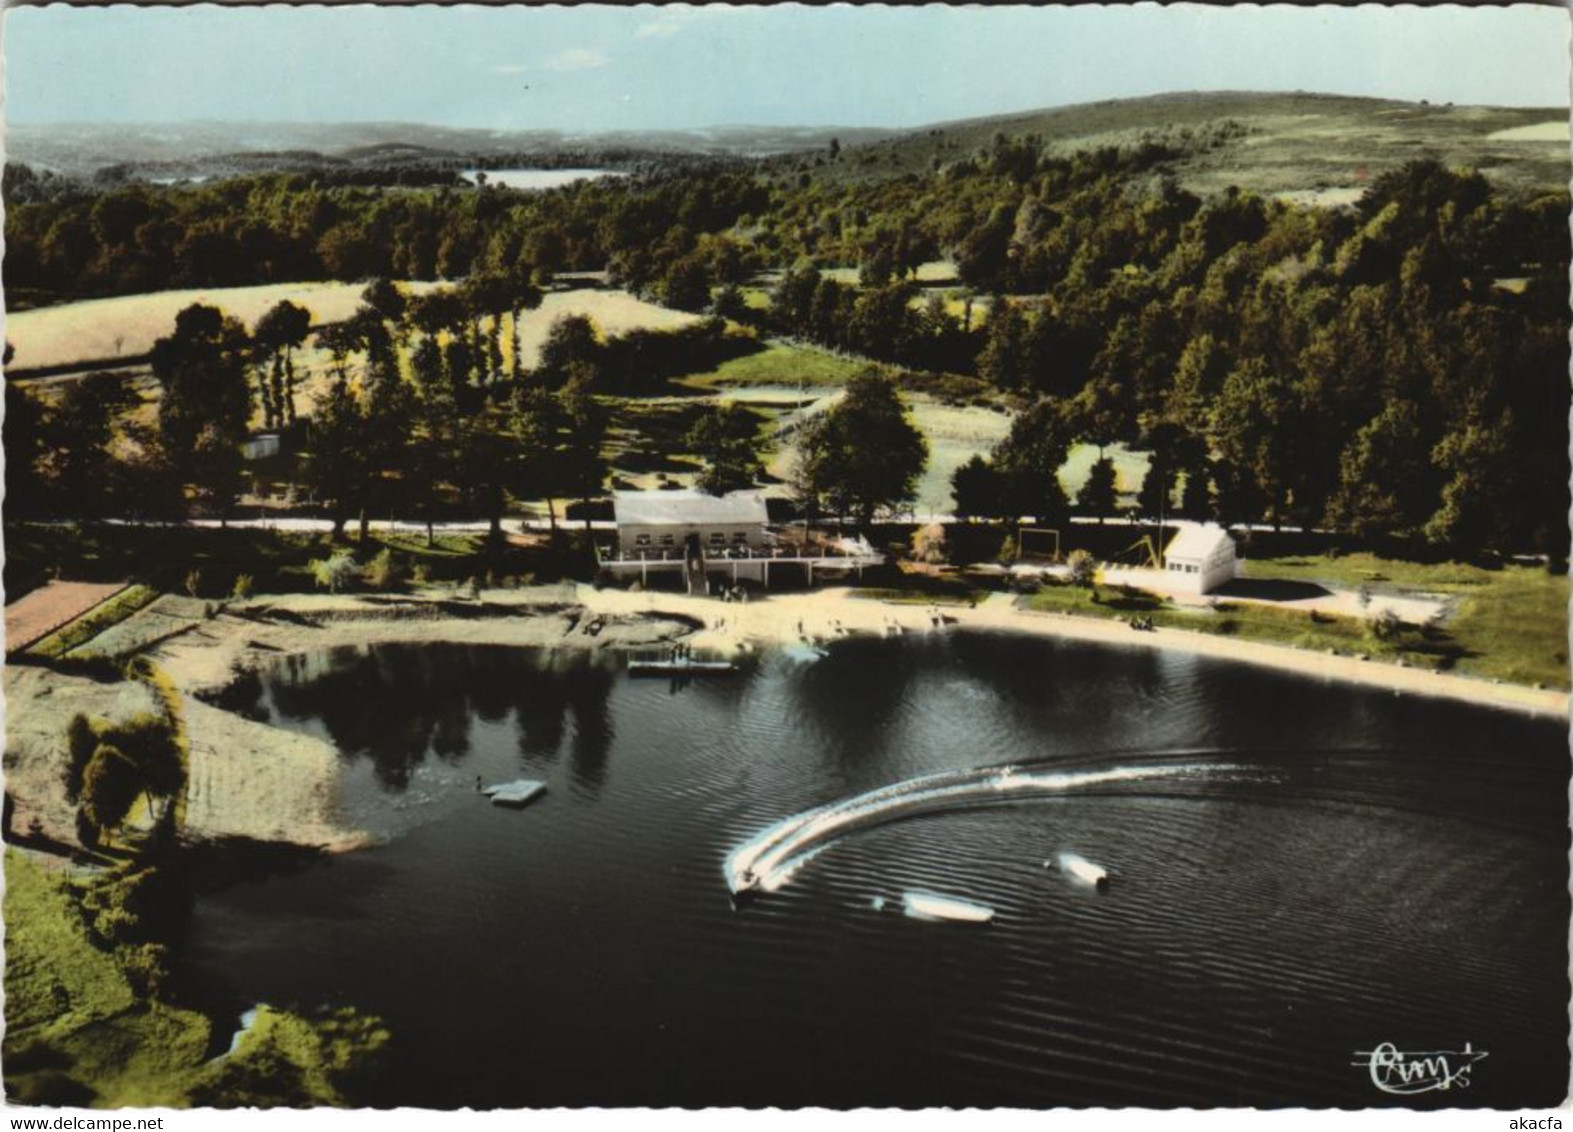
[580,585,1571,720]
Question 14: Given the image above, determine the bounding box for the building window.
[659,534,675,547]
[635,534,651,547]
[732,531,748,544]
[709,531,726,547]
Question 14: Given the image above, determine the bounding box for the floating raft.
[901,890,996,923]
[628,659,738,677]
[482,779,547,809]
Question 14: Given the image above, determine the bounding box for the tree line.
[6,125,1568,555]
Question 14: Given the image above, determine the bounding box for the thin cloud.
[493,63,531,75]
[543,48,610,73]
[635,20,684,40]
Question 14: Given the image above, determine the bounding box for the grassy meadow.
[1019,554,1569,691]
[3,850,388,1107]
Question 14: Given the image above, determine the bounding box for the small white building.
[1162,523,1239,594]
[613,490,769,557]
[241,433,281,461]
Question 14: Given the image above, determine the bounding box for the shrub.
[65,714,98,803]
[1367,607,1402,642]
[118,942,171,997]
[1066,549,1097,588]
[80,744,139,837]
[184,569,202,598]
[232,574,255,600]
[910,523,950,565]
[309,552,358,594]
[361,549,405,592]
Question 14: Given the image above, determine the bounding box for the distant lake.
[460,168,624,190]
[188,635,1569,1108]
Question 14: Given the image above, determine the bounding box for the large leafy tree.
[149,303,252,519]
[252,300,312,429]
[687,404,764,496]
[1076,457,1118,524]
[306,375,369,540]
[1424,409,1520,553]
[410,379,459,547]
[990,397,1072,526]
[950,454,1006,521]
[1207,358,1299,528]
[796,369,927,528]
[1325,400,1438,541]
[512,386,566,530]
[557,376,610,528]
[54,374,136,519]
[4,381,55,519]
[536,315,602,390]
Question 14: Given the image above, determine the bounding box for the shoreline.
[8,582,1561,864]
[579,585,1570,720]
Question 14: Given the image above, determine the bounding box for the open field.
[516,289,701,369]
[5,282,442,373]
[6,282,693,380]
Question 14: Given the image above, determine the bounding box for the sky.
[3,3,1568,130]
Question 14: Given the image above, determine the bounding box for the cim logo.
[1353,1041,1487,1095]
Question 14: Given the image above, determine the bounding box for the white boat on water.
[1047,852,1109,888]
[901,890,996,923]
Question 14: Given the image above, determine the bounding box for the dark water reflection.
[188,636,1569,1109]
[216,647,617,798]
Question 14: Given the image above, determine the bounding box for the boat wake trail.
[725,758,1239,895]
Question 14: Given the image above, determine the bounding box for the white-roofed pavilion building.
[601,489,881,593]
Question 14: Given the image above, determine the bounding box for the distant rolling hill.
[5,120,900,179]
[778,91,1572,199]
[9,92,1568,198]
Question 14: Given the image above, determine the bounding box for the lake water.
[460,168,623,190]
[189,635,1569,1108]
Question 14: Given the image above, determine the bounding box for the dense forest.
[5,118,1569,558]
